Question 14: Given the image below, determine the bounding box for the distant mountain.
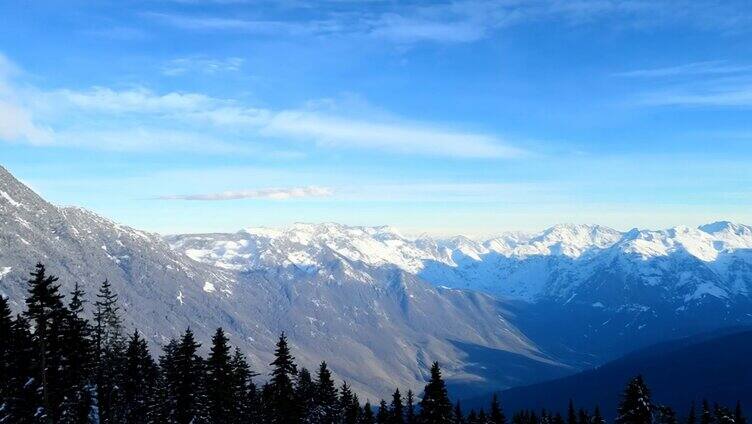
[0,166,565,401]
[170,220,752,365]
[489,328,752,420]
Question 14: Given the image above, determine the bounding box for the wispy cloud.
[261,110,524,158]
[622,59,752,108]
[638,85,752,107]
[617,61,752,78]
[161,56,244,76]
[5,72,524,158]
[159,186,333,200]
[143,0,752,45]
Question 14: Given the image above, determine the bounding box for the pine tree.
[406,390,417,424]
[268,332,298,424]
[206,328,235,424]
[687,402,697,424]
[552,413,565,424]
[657,406,678,424]
[479,409,488,424]
[468,410,479,424]
[173,328,209,424]
[0,295,14,412]
[340,382,361,424]
[418,362,453,424]
[616,376,654,424]
[361,401,375,424]
[155,339,180,423]
[454,401,465,424]
[592,406,606,424]
[578,408,590,424]
[94,279,126,424]
[24,263,66,423]
[735,402,746,424]
[391,388,405,424]
[296,367,316,423]
[314,361,339,424]
[0,297,40,424]
[122,330,158,424]
[377,400,390,424]
[714,405,734,424]
[490,394,506,424]
[58,283,95,424]
[567,400,577,424]
[701,400,714,424]
[229,348,258,424]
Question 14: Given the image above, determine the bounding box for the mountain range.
[2,164,752,399]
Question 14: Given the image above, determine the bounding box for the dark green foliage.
[577,408,589,424]
[340,382,361,424]
[735,402,747,424]
[268,332,298,423]
[230,348,258,424]
[490,394,506,424]
[714,405,734,424]
[24,263,66,423]
[123,330,158,424]
[567,400,577,424]
[94,279,126,424]
[59,283,95,424]
[377,400,390,424]
[315,361,339,424]
[687,402,697,424]
[454,401,465,424]
[361,401,375,424]
[418,362,453,424]
[405,390,416,424]
[173,328,210,424]
[701,400,713,424]
[296,367,316,423]
[390,389,404,424]
[592,406,606,424]
[206,328,234,424]
[657,405,678,424]
[616,376,654,424]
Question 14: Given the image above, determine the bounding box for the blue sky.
[1,0,751,236]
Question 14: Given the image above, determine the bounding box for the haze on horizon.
[0,0,751,237]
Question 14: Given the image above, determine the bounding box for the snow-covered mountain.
[169,220,752,366]
[0,166,565,400]
[168,221,752,307]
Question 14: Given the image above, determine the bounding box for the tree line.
[0,263,746,424]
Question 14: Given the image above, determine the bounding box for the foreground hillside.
[493,328,752,419]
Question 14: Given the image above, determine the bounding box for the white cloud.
[161,56,244,76]
[0,54,524,158]
[262,110,524,158]
[144,1,752,45]
[638,86,752,107]
[0,101,54,145]
[47,86,218,113]
[0,54,54,145]
[617,61,752,78]
[159,186,333,200]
